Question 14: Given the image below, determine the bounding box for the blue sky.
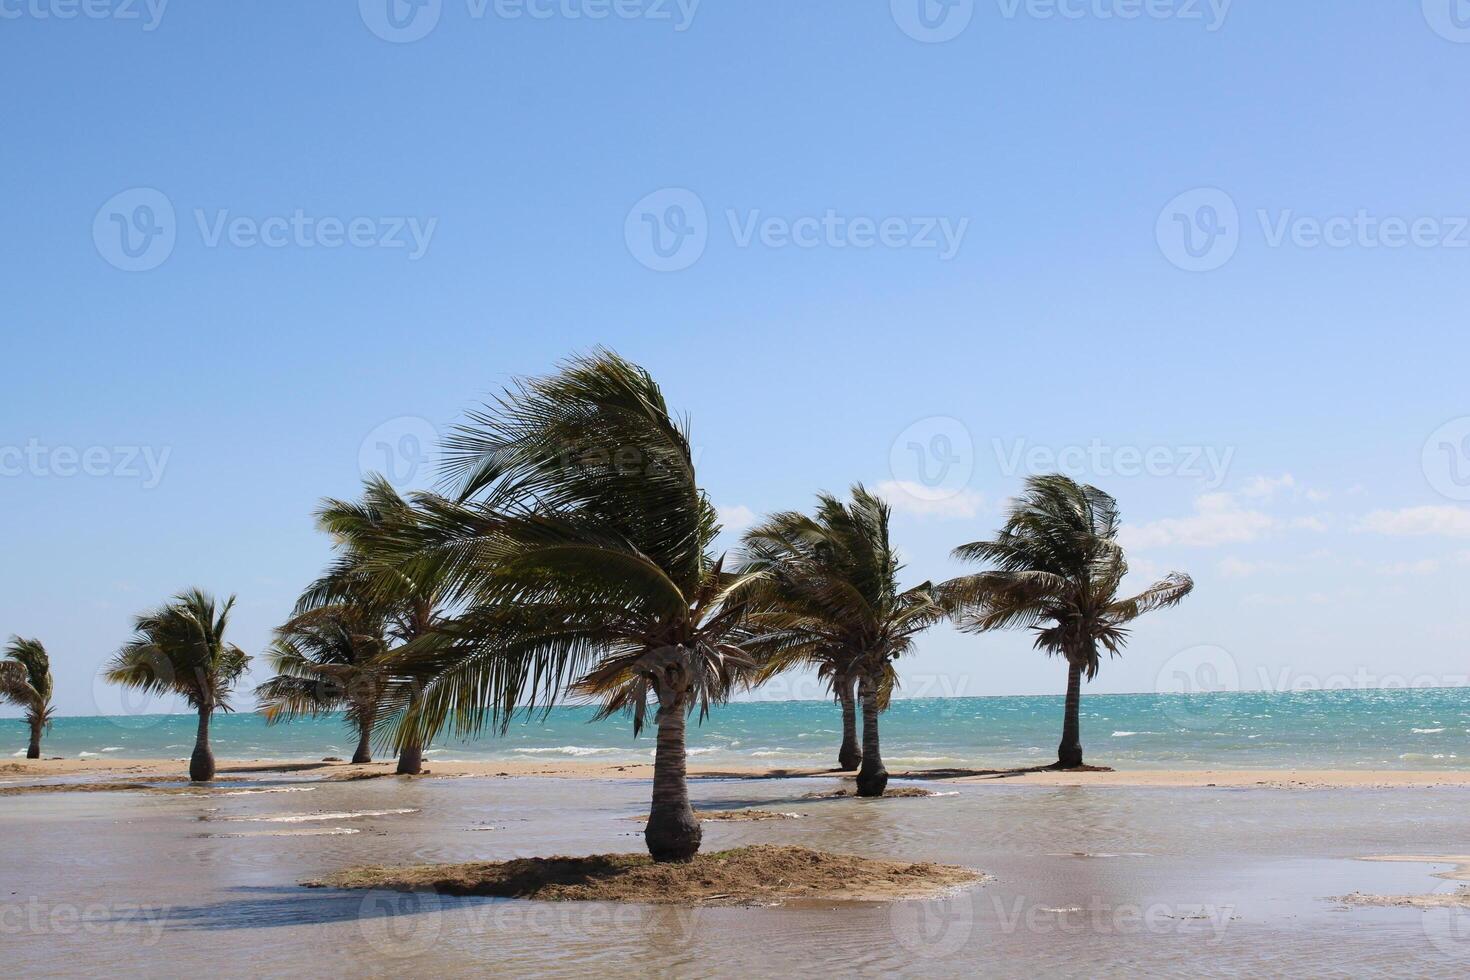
[3,1,1469,717]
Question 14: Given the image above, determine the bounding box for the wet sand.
[4,765,1470,975]
[7,756,1470,789]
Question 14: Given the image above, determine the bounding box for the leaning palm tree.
[376,351,757,862]
[941,475,1194,769]
[2,638,55,759]
[104,590,250,782]
[297,476,451,774]
[255,606,389,764]
[741,486,943,796]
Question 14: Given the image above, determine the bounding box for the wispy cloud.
[1356,505,1470,538]
[716,504,757,534]
[876,481,984,520]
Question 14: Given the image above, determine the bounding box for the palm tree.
[2,638,55,759]
[376,351,757,862]
[104,590,250,782]
[741,486,943,796]
[297,476,451,775]
[942,475,1194,769]
[255,606,388,764]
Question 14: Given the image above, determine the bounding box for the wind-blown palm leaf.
[2,638,56,758]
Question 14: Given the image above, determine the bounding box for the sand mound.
[700,809,802,822]
[1337,889,1470,909]
[305,844,985,906]
[0,776,245,795]
[803,787,939,799]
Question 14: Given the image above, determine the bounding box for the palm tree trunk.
[837,674,861,771]
[190,705,216,782]
[396,742,423,775]
[645,692,701,863]
[351,708,374,765]
[26,715,41,759]
[1056,661,1084,769]
[855,672,887,797]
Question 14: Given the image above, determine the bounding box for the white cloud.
[716,504,757,533]
[1239,474,1296,500]
[876,481,984,520]
[1219,557,1293,578]
[1356,506,1470,538]
[1380,559,1441,576]
[1121,493,1276,549]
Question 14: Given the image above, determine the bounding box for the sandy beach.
[8,756,1470,790]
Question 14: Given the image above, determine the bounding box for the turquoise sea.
[8,688,1469,769]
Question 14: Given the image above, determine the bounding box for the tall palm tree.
[942,474,1194,769]
[2,638,55,759]
[255,606,389,764]
[104,590,250,782]
[377,352,757,862]
[741,486,943,796]
[297,476,451,775]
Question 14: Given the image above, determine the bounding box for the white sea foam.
[1412,728,1446,734]
[77,752,99,758]
[230,808,418,823]
[220,786,317,796]
[513,746,619,757]
[101,747,125,752]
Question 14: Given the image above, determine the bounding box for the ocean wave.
[513,746,619,757]
[1412,728,1446,734]
[77,752,99,758]
[101,747,125,752]
[1112,731,1161,738]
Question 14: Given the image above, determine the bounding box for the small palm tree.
[255,606,388,764]
[2,638,55,759]
[298,476,451,775]
[942,475,1194,769]
[741,486,943,796]
[105,590,250,782]
[379,352,757,861]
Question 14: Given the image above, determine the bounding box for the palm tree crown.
[105,589,250,780]
[741,485,943,794]
[2,637,55,759]
[373,351,758,859]
[942,474,1193,767]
